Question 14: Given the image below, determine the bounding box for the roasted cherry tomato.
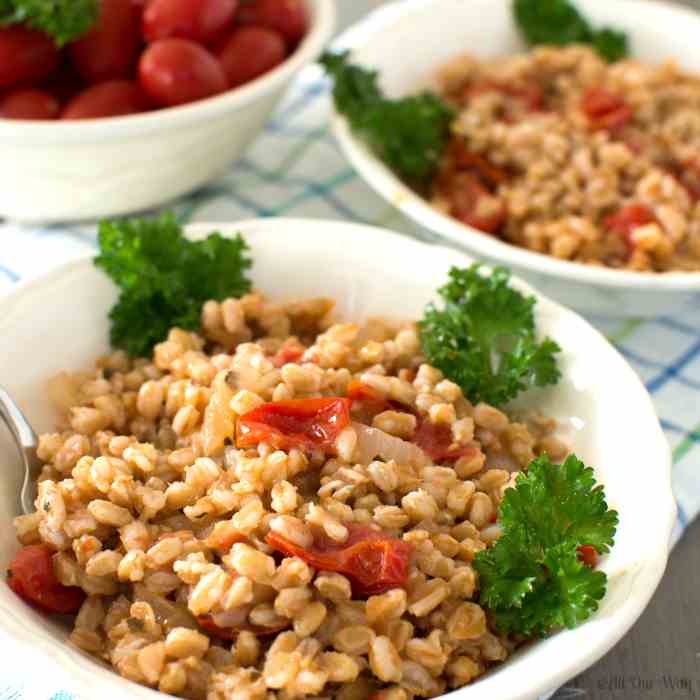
[62,80,148,119]
[217,27,286,88]
[446,139,509,189]
[266,523,413,596]
[445,172,506,234]
[604,204,656,255]
[270,340,306,368]
[237,0,307,47]
[580,87,633,132]
[0,27,59,90]
[412,418,478,463]
[70,0,141,83]
[7,544,85,614]
[346,379,385,404]
[0,89,59,120]
[143,0,239,44]
[139,39,227,107]
[237,397,352,453]
[197,615,288,640]
[577,545,598,568]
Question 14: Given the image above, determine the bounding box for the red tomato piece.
[217,27,286,88]
[139,39,227,107]
[143,0,239,44]
[266,523,413,596]
[197,615,288,640]
[70,0,141,83]
[7,544,85,614]
[62,80,148,119]
[447,139,509,189]
[577,545,598,568]
[346,379,390,422]
[204,529,248,554]
[237,0,307,47]
[237,397,352,453]
[447,172,506,234]
[0,27,59,90]
[346,379,385,404]
[580,87,633,132]
[270,341,306,368]
[0,89,59,120]
[413,418,478,463]
[604,204,656,254]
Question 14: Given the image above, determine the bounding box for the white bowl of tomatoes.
[0,0,335,222]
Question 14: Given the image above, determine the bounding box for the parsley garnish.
[320,51,454,185]
[419,265,560,407]
[94,213,252,358]
[513,0,628,63]
[474,454,618,637]
[0,0,98,46]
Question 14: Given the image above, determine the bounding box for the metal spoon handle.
[0,386,42,514]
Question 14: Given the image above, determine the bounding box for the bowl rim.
[0,217,675,700]
[328,0,700,291]
[0,0,336,139]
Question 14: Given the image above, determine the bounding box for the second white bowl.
[330,0,700,318]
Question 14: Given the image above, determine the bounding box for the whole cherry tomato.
[69,0,141,83]
[0,27,59,90]
[143,0,239,44]
[139,38,227,107]
[217,27,286,87]
[62,80,148,119]
[0,89,60,120]
[237,0,307,47]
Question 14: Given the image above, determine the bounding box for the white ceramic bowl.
[330,0,700,318]
[0,218,675,700]
[0,0,335,223]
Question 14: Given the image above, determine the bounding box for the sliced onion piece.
[352,421,430,468]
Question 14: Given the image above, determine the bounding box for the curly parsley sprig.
[419,265,561,407]
[474,454,619,638]
[0,0,98,46]
[321,51,454,185]
[95,213,252,358]
[513,0,628,63]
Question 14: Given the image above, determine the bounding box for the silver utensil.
[0,387,42,515]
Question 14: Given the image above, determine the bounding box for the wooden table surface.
[334,1,700,698]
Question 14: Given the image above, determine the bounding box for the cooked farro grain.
[9,290,566,700]
[433,45,700,271]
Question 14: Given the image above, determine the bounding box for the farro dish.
[3,217,623,700]
[430,44,700,272]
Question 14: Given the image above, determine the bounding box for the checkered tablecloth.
[2,58,700,700]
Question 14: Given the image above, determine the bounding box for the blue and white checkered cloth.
[2,60,699,699]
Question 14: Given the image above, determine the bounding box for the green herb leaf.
[419,265,561,407]
[321,51,454,184]
[474,454,618,638]
[94,213,252,358]
[590,28,628,64]
[0,0,98,46]
[513,0,628,63]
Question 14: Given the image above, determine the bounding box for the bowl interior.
[331,0,700,293]
[0,219,674,700]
